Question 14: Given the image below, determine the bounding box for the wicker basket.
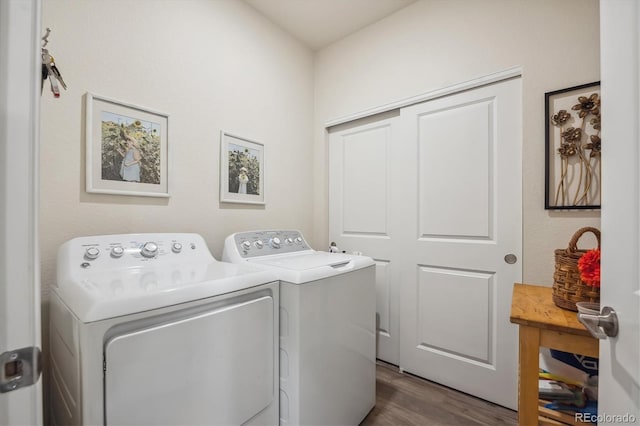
[552,227,601,311]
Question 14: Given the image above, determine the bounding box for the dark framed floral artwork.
[545,82,601,209]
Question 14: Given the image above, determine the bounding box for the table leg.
[518,326,540,426]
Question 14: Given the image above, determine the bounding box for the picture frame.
[545,82,601,210]
[85,93,169,197]
[220,131,265,205]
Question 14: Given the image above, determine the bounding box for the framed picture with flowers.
[545,82,601,209]
[219,131,265,205]
[85,93,169,197]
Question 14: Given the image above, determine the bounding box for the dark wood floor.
[361,362,518,426]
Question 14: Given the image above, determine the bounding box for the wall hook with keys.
[41,28,67,98]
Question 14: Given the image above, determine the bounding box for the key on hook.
[49,74,60,98]
[50,63,66,90]
[44,54,67,91]
[41,63,48,93]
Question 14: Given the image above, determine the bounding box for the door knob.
[578,306,619,339]
[504,254,517,264]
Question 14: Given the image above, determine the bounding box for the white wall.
[39,0,315,297]
[313,0,601,285]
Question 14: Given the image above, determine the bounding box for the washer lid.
[53,262,277,323]
[248,252,374,284]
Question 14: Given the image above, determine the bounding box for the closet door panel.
[329,115,400,365]
[342,128,388,235]
[399,78,522,410]
[418,101,492,239]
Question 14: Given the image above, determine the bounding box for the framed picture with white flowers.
[219,131,265,205]
[545,82,601,210]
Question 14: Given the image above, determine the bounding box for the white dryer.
[49,233,279,426]
[223,230,376,426]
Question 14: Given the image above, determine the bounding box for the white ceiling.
[243,0,417,50]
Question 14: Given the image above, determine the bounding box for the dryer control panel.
[57,233,214,276]
[227,230,311,259]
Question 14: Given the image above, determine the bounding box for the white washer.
[49,233,279,426]
[223,230,376,426]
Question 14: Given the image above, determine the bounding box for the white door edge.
[0,0,43,424]
[598,0,640,421]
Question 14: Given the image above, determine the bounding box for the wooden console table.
[510,283,598,426]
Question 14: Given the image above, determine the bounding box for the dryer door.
[104,295,274,426]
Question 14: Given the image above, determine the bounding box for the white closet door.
[398,78,522,409]
[329,114,401,365]
[104,296,274,426]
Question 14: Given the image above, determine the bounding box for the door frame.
[0,0,43,424]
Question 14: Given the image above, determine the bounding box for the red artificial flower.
[578,249,601,288]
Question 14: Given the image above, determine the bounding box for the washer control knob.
[270,237,281,249]
[254,240,264,249]
[111,246,125,258]
[172,242,182,253]
[295,237,303,244]
[140,242,159,258]
[241,241,251,251]
[85,247,100,260]
[285,238,293,245]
